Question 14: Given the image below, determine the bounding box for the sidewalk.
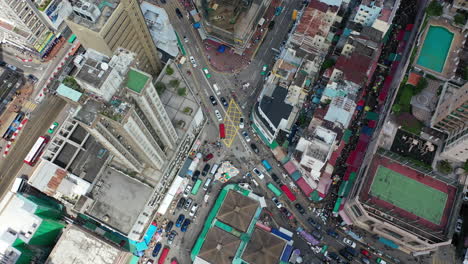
[203,0,281,73]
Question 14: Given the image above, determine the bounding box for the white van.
[203,178,212,191]
[213,84,221,95]
[210,163,219,175]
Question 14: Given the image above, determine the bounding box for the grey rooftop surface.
[75,56,112,89]
[259,86,293,128]
[87,166,153,235]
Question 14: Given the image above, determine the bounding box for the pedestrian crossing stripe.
[222,99,243,148]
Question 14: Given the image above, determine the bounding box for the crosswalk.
[22,100,37,112]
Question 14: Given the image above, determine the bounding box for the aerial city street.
[0,0,467,263]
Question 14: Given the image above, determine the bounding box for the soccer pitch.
[370,166,447,224]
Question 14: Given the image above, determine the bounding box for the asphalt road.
[0,96,66,200]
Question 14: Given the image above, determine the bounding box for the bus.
[24,136,49,166]
[191,179,202,195]
[219,123,225,139]
[267,183,282,196]
[280,184,296,201]
[158,247,170,264]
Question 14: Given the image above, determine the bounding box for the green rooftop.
[126,69,149,93]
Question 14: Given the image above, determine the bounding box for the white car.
[242,131,251,142]
[189,203,199,217]
[214,110,223,121]
[183,185,192,197]
[239,117,244,129]
[252,167,264,180]
[271,197,282,208]
[455,218,463,233]
[343,238,356,248]
[189,56,197,67]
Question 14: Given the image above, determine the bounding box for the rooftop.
[68,0,119,33]
[198,227,241,264]
[241,228,285,264]
[334,51,374,86]
[46,225,130,264]
[75,55,112,89]
[324,96,356,128]
[87,166,153,235]
[259,86,294,128]
[216,190,258,232]
[126,69,150,94]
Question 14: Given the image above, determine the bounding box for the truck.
[261,159,272,171]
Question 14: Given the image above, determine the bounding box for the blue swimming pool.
[416,25,454,73]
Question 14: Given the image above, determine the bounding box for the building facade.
[353,0,383,27]
[66,0,161,75]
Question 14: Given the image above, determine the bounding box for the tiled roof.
[335,52,373,85]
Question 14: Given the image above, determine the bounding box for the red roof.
[296,177,314,196]
[295,1,338,41]
[335,52,374,86]
[407,72,422,86]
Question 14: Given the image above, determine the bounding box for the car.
[327,229,339,238]
[343,238,357,248]
[209,95,217,105]
[239,117,244,129]
[328,252,340,261]
[271,197,282,208]
[271,173,281,184]
[167,230,177,245]
[294,203,305,214]
[361,257,370,264]
[183,185,192,197]
[260,64,268,75]
[243,172,252,179]
[250,143,259,153]
[203,153,214,162]
[189,203,199,217]
[268,20,275,29]
[202,164,210,176]
[152,242,162,257]
[455,218,463,233]
[183,36,189,43]
[175,214,185,227]
[28,74,38,83]
[175,8,183,19]
[252,168,264,179]
[165,221,174,233]
[160,0,166,3]
[184,198,193,211]
[339,249,353,261]
[181,219,191,232]
[189,56,196,67]
[146,260,154,264]
[280,207,294,219]
[214,110,223,121]
[220,97,228,107]
[48,122,59,133]
[192,170,200,181]
[0,61,5,66]
[6,64,17,71]
[312,230,323,240]
[202,67,211,78]
[242,131,251,142]
[360,249,370,257]
[176,197,186,209]
[308,218,321,230]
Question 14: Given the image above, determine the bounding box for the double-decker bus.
[24,136,48,166]
[191,179,203,195]
[267,183,282,196]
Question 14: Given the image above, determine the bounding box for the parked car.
[176,197,186,209]
[160,0,166,3]
[146,260,154,264]
[328,252,340,261]
[202,164,210,176]
[6,64,17,71]
[361,257,370,264]
[345,246,358,256]
[181,219,191,232]
[308,218,321,230]
[202,67,211,78]
[183,36,189,43]
[175,8,183,18]
[252,168,264,179]
[294,203,305,214]
[175,214,185,227]
[184,198,193,211]
[360,249,370,257]
[280,207,294,219]
[456,218,463,233]
[339,249,353,261]
[239,117,244,129]
[209,96,217,105]
[167,230,177,245]
[220,97,228,107]
[343,238,357,248]
[183,185,192,197]
[250,143,259,153]
[214,110,223,121]
[203,153,214,162]
[28,74,38,82]
[271,197,282,208]
[271,173,281,184]
[312,230,323,240]
[189,56,196,67]
[165,221,174,233]
[152,242,162,257]
[48,122,59,133]
[189,203,199,217]
[192,170,200,181]
[327,229,339,238]
[242,131,251,142]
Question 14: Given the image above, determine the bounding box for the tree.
[392,104,402,114]
[166,66,174,75]
[321,58,335,71]
[169,79,180,88]
[463,159,468,172]
[426,1,443,17]
[454,13,467,25]
[437,160,453,174]
[177,87,187,96]
[155,82,166,94]
[414,77,428,94]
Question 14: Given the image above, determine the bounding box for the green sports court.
[370,166,448,224]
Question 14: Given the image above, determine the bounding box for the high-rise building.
[431,82,468,162]
[66,0,161,75]
[72,48,177,173]
[0,0,72,55]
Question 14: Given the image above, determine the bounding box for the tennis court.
[370,165,447,224]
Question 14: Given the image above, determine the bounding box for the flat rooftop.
[46,225,129,264]
[75,56,112,89]
[87,166,153,235]
[68,0,120,33]
[126,69,149,94]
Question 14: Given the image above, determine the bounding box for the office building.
[66,0,161,75]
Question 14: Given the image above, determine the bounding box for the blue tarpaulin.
[378,237,399,248]
[361,126,373,136]
[193,22,201,28]
[217,45,226,53]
